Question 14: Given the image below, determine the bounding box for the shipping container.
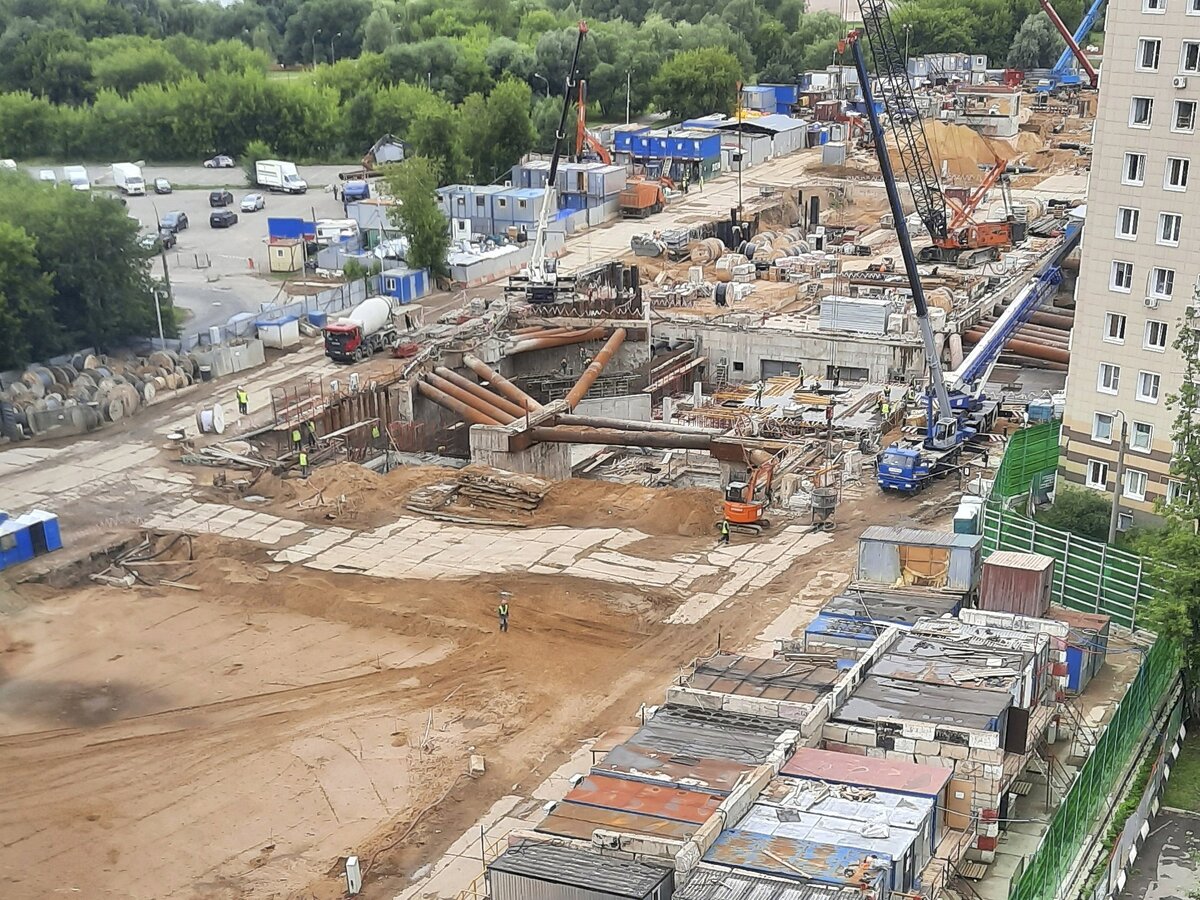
[613,123,651,153]
[804,612,884,652]
[979,551,1055,617]
[537,799,702,842]
[488,841,674,900]
[676,868,868,900]
[704,831,886,900]
[857,526,983,594]
[1048,606,1110,693]
[563,773,721,824]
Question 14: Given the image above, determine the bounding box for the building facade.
[1059,0,1200,524]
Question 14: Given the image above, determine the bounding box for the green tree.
[243,139,275,186]
[0,218,56,369]
[652,46,742,119]
[1034,486,1111,541]
[382,156,449,279]
[1007,13,1064,68]
[483,77,535,181]
[362,7,398,54]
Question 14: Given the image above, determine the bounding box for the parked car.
[160,211,189,233]
[204,155,235,168]
[210,209,239,228]
[139,229,178,252]
[240,193,265,212]
[38,169,56,185]
[154,177,173,194]
[209,189,234,208]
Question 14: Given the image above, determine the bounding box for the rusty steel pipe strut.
[425,373,516,424]
[508,327,607,354]
[564,328,626,410]
[416,381,501,426]
[962,336,1070,364]
[555,413,719,435]
[463,354,542,412]
[529,425,712,451]
[433,366,527,419]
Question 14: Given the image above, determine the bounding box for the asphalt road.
[1122,809,1200,900]
[20,162,349,190]
[123,185,348,335]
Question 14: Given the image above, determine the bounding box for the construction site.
[0,4,1187,900]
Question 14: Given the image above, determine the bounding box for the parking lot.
[123,178,349,335]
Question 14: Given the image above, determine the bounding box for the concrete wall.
[502,339,648,381]
[655,320,923,383]
[574,393,652,421]
[469,425,572,479]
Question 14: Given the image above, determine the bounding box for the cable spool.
[20,375,45,400]
[102,396,125,422]
[927,287,955,312]
[737,240,750,256]
[771,236,792,251]
[82,354,100,371]
[141,381,157,404]
[757,230,777,243]
[196,403,226,434]
[715,283,729,306]
[148,350,175,370]
[766,249,786,264]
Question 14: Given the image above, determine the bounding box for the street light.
[903,24,912,64]
[1107,409,1128,544]
[532,73,550,98]
[625,69,632,125]
[330,31,342,65]
[311,28,322,69]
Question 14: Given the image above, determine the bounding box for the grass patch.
[1164,733,1200,810]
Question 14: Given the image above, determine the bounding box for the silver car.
[240,193,266,212]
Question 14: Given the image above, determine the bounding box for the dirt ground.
[0,457,954,900]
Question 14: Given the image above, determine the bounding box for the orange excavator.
[919,153,1016,267]
[575,79,612,165]
[722,451,777,535]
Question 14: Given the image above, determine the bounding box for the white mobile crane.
[508,21,588,304]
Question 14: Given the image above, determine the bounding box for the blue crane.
[1037,0,1105,92]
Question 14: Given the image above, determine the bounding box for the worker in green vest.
[719,519,730,545]
[497,594,510,633]
[305,419,317,448]
[371,423,381,442]
[290,425,302,451]
[298,450,309,477]
[236,386,248,415]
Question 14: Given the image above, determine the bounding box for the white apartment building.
[1059,0,1200,525]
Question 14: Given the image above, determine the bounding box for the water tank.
[338,296,392,335]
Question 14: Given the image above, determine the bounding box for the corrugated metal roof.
[686,652,841,703]
[805,613,884,640]
[597,745,756,796]
[1048,605,1111,632]
[564,773,721,824]
[489,841,672,897]
[781,748,952,797]
[823,587,962,624]
[835,674,1011,730]
[859,526,983,549]
[983,551,1055,571]
[676,866,869,900]
[704,831,887,889]
[536,800,701,842]
[737,805,919,859]
[759,777,933,832]
[869,634,1029,688]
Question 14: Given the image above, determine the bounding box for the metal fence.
[993,421,1062,499]
[1006,639,1181,900]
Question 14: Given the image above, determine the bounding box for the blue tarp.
[267,217,315,240]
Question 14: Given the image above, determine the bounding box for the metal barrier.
[1005,639,1181,900]
[992,421,1062,500]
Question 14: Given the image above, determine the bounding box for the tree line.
[0,174,171,369]
[0,0,1090,179]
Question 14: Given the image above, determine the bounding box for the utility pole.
[736,81,743,216]
[312,29,322,69]
[1108,412,1128,544]
[625,69,631,125]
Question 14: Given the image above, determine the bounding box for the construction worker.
[881,399,890,420]
[305,419,317,448]
[236,386,248,415]
[290,425,302,451]
[579,345,589,368]
[755,382,765,408]
[719,519,731,545]
[560,356,569,376]
[371,423,381,442]
[497,593,510,633]
[298,449,309,477]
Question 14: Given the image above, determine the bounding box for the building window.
[1117,206,1141,238]
[474,196,484,208]
[1174,100,1197,132]
[1105,312,1128,342]
[1124,469,1148,501]
[1150,266,1175,299]
[1123,152,1147,185]
[1191,0,1200,14]
[1093,412,1115,442]
[1131,96,1154,127]
[1138,38,1162,70]
[1099,362,1121,394]
[384,277,396,291]
[1168,480,1191,503]
[1166,157,1191,190]
[1087,459,1110,488]
[1111,260,1134,292]
[1184,41,1200,71]
[1131,421,1154,451]
[1158,212,1182,245]
[1145,319,1169,350]
[1146,0,1167,10]
[1137,370,1162,402]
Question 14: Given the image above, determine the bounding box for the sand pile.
[889,121,1041,180]
[537,480,721,536]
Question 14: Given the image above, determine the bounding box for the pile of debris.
[90,533,200,591]
[406,466,552,525]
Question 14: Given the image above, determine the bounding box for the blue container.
[308,310,328,329]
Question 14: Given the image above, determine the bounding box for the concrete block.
[967,729,1001,751]
[776,700,813,724]
[865,747,887,758]
[916,740,941,756]
[847,727,876,747]
[944,743,969,760]
[724,695,779,718]
[900,721,936,741]
[893,737,916,753]
[665,687,723,710]
[971,747,1004,765]
[824,723,849,743]
[983,764,1003,779]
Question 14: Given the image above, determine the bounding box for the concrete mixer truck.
[323,296,398,363]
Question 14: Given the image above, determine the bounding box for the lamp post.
[312,29,322,69]
[1107,410,1128,544]
[625,69,632,124]
[903,24,912,65]
[330,31,341,65]
[150,201,169,347]
[532,73,550,98]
